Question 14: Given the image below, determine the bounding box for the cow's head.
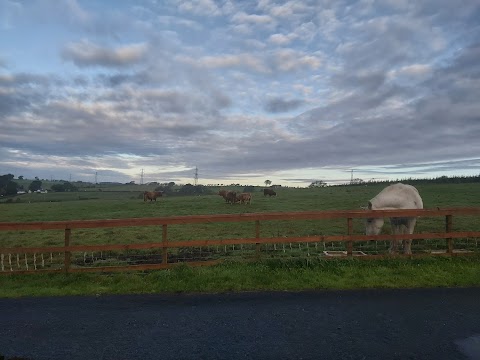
[364,201,384,235]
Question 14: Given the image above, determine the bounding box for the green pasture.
[1,183,480,297]
[1,183,479,246]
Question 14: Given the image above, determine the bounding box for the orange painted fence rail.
[0,208,480,274]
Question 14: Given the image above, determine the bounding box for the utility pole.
[141,169,144,185]
[350,169,354,184]
[95,171,98,184]
[194,167,198,186]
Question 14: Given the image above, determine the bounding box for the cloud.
[176,0,222,16]
[2,0,480,185]
[268,33,295,46]
[62,40,148,68]
[388,64,433,79]
[264,97,304,113]
[231,11,274,25]
[336,15,447,72]
[0,72,60,117]
[178,53,269,73]
[271,49,322,71]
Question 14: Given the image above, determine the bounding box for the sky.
[1,0,479,187]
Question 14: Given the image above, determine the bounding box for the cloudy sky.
[1,0,479,186]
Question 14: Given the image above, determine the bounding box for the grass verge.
[1,256,480,298]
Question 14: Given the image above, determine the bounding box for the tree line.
[0,174,78,196]
[1,173,479,197]
[334,174,480,187]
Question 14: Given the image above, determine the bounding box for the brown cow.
[263,188,276,197]
[236,192,251,204]
[218,189,229,202]
[225,191,237,204]
[144,191,163,202]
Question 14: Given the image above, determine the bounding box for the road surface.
[1,288,480,359]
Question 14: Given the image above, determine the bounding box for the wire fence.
[2,237,480,273]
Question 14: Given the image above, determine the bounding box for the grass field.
[1,182,480,297]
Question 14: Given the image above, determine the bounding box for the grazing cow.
[364,183,423,254]
[218,189,229,202]
[263,188,276,197]
[144,191,163,202]
[225,191,237,204]
[236,192,252,205]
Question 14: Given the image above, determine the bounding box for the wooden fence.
[0,207,479,274]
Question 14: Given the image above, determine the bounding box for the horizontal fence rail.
[0,208,479,274]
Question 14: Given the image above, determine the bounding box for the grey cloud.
[0,91,31,117]
[3,0,480,185]
[411,0,480,22]
[336,15,446,73]
[264,97,304,113]
[0,72,58,86]
[27,0,138,39]
[187,40,480,178]
[444,44,480,79]
[375,159,480,173]
[0,73,59,117]
[62,40,148,68]
[331,71,387,92]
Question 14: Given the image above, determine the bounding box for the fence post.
[255,220,260,259]
[446,215,453,255]
[162,224,168,264]
[347,218,353,256]
[64,228,71,274]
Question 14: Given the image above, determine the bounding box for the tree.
[51,184,65,192]
[350,178,365,185]
[18,175,24,180]
[177,184,212,196]
[28,180,42,192]
[0,174,17,196]
[0,174,14,188]
[264,180,272,186]
[51,182,78,192]
[5,181,18,195]
[309,180,327,188]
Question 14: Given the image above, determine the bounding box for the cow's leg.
[403,239,412,255]
[389,221,400,254]
[403,218,416,255]
[389,239,398,254]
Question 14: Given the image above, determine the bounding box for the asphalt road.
[1,288,480,360]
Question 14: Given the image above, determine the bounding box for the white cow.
[365,183,423,254]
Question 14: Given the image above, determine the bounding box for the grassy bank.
[1,256,480,298]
